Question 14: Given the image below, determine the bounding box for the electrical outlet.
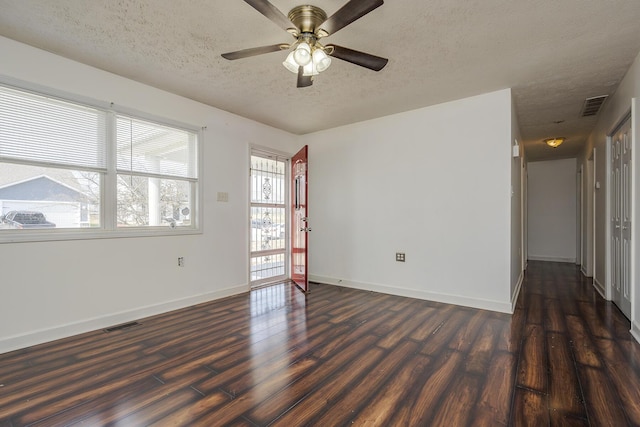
[178,257,184,267]
[396,252,405,262]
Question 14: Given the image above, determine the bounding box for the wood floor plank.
[578,364,630,426]
[548,411,589,426]
[350,353,432,425]
[545,298,567,332]
[11,354,168,425]
[104,388,202,426]
[517,324,547,393]
[511,387,549,427]
[547,332,586,417]
[268,345,393,426]
[284,340,420,426]
[194,321,338,395]
[29,375,163,426]
[526,292,544,325]
[429,372,483,426]
[593,337,640,425]
[497,306,525,353]
[0,343,146,393]
[420,310,470,356]
[565,315,603,368]
[210,315,337,372]
[405,306,438,340]
[475,351,517,425]
[146,391,231,426]
[577,301,615,340]
[1,263,640,426]
[0,352,166,420]
[465,317,502,375]
[69,368,215,425]
[447,309,488,352]
[388,350,463,425]
[376,308,434,349]
[248,335,381,424]
[311,310,395,360]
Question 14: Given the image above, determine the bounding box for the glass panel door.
[250,152,288,286]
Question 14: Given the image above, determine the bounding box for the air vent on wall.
[580,95,608,117]
[103,321,140,332]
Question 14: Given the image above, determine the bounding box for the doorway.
[250,150,288,287]
[609,114,632,318]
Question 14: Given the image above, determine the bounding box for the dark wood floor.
[1,261,640,426]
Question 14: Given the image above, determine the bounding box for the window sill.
[0,227,202,244]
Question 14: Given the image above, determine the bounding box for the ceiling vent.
[580,95,608,117]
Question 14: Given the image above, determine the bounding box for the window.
[0,82,200,240]
[116,115,197,228]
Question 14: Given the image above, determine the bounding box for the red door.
[291,145,309,292]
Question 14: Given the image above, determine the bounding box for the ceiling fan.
[221,0,388,88]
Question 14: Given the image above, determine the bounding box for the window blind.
[116,115,197,179]
[0,85,107,170]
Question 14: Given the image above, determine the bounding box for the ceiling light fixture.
[283,36,332,77]
[544,137,565,148]
[222,3,388,88]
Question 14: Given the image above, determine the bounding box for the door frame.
[248,145,291,288]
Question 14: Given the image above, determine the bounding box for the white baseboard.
[309,275,512,314]
[631,321,640,344]
[511,271,524,312]
[0,284,248,355]
[593,277,606,299]
[528,255,577,263]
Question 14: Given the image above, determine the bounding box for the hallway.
[512,261,640,425]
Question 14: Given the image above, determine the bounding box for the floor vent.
[103,321,141,333]
[580,95,608,117]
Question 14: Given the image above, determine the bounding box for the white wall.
[581,49,640,341]
[527,158,577,263]
[0,37,299,353]
[302,89,514,313]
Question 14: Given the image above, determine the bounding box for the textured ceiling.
[1,0,639,161]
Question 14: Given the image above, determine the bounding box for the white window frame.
[0,77,203,243]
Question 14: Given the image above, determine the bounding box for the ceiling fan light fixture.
[223,0,388,88]
[293,42,312,66]
[312,48,331,73]
[544,137,565,148]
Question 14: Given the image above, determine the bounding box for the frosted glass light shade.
[282,52,299,74]
[312,49,332,73]
[302,61,319,76]
[293,42,312,66]
[544,137,565,148]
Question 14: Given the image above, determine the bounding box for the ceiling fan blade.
[243,0,295,31]
[319,0,384,36]
[326,44,388,71]
[221,44,289,60]
[297,66,313,88]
